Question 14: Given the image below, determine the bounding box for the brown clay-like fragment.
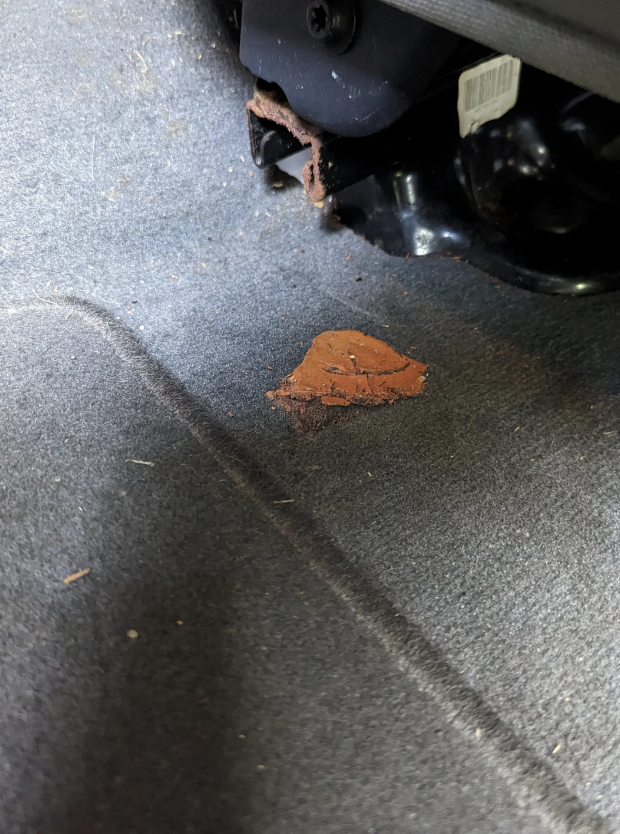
[246,86,327,202]
[268,330,427,410]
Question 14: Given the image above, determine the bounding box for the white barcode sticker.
[457,54,521,138]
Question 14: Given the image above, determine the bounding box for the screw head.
[307,1,332,40]
[306,0,356,52]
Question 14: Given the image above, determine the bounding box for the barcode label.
[457,55,521,138]
[463,60,514,112]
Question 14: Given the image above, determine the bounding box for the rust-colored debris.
[63,568,91,585]
[267,330,427,414]
[247,86,326,202]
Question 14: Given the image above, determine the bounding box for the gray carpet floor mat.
[1,0,620,831]
[1,303,556,833]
